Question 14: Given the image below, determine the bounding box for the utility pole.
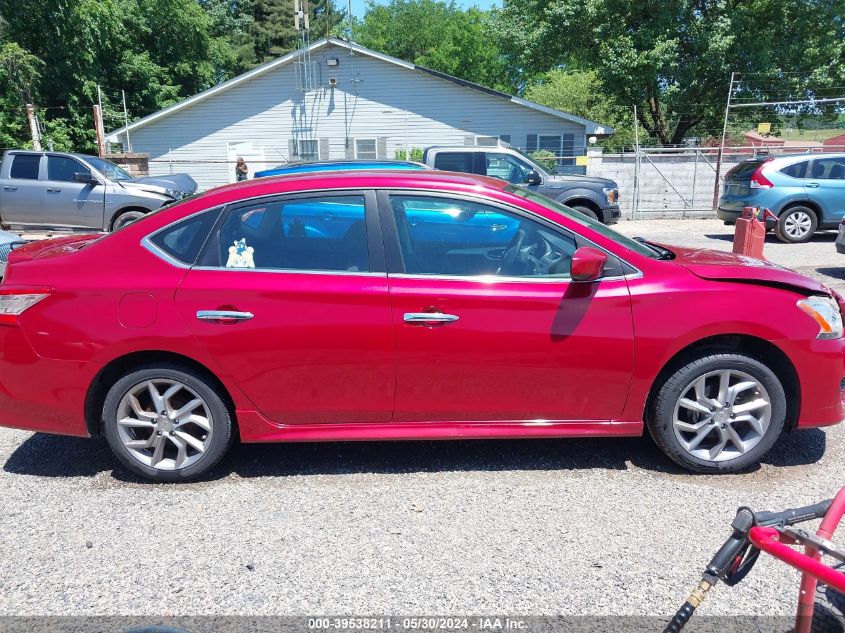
[712,71,736,210]
[25,104,42,150]
[92,104,106,158]
[121,89,131,152]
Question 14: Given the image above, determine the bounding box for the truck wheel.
[571,205,599,221]
[112,210,146,231]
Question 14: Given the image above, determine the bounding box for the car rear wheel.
[103,365,232,482]
[775,206,817,243]
[647,353,786,473]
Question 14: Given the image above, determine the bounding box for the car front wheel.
[647,353,786,473]
[103,365,233,481]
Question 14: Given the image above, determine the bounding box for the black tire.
[647,353,786,473]
[102,364,232,482]
[571,205,600,222]
[813,568,845,633]
[111,209,146,231]
[775,205,818,243]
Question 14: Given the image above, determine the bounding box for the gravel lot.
[0,218,843,620]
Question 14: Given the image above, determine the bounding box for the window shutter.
[345,139,354,159]
[377,137,387,159]
[319,138,330,160]
[288,139,298,160]
[526,134,538,152]
[499,135,511,145]
[464,136,475,147]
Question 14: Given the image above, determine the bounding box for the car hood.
[548,174,617,187]
[120,173,197,196]
[668,245,830,295]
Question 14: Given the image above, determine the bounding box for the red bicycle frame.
[749,485,845,633]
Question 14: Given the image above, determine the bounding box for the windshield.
[510,147,549,175]
[85,156,133,181]
[505,186,662,259]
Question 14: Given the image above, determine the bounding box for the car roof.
[201,169,510,199]
[257,160,428,174]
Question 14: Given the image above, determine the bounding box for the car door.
[173,190,395,425]
[0,153,45,225]
[44,154,105,229]
[380,191,634,423]
[805,157,845,225]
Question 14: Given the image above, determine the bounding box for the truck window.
[47,156,88,182]
[9,155,40,180]
[433,152,474,173]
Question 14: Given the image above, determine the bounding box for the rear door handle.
[807,182,821,188]
[196,310,254,322]
[404,312,459,324]
[3,186,17,191]
[46,187,62,193]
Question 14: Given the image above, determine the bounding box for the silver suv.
[0,150,197,232]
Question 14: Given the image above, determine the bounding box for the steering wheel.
[497,227,527,275]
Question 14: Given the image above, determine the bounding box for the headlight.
[164,188,181,199]
[797,296,843,339]
[603,187,619,204]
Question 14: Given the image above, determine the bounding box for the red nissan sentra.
[0,171,843,481]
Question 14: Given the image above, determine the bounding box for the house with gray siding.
[107,37,613,190]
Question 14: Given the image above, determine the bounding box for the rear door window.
[780,161,808,179]
[9,154,40,180]
[200,194,370,272]
[809,158,845,180]
[433,152,475,173]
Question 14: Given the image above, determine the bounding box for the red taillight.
[0,287,51,326]
[750,165,775,189]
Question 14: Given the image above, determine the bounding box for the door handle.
[46,187,62,193]
[3,186,17,191]
[404,312,459,324]
[196,310,254,322]
[807,182,821,188]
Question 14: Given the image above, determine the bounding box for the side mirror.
[74,172,97,185]
[526,169,542,186]
[570,246,607,282]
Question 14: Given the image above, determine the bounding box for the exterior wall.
[116,43,587,190]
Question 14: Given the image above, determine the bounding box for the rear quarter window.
[147,208,221,266]
[779,161,808,179]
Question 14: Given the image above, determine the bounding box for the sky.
[348,0,499,18]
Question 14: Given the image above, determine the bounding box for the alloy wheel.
[783,211,813,240]
[672,369,771,463]
[115,379,213,471]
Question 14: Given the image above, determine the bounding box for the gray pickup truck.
[422,146,621,224]
[0,150,197,232]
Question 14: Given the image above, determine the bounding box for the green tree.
[354,0,515,93]
[247,0,344,67]
[494,0,845,146]
[0,39,44,148]
[524,69,637,149]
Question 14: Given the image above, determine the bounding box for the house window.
[538,135,562,156]
[355,138,377,159]
[475,136,499,147]
[298,139,318,159]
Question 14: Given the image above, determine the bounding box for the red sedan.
[0,171,843,481]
